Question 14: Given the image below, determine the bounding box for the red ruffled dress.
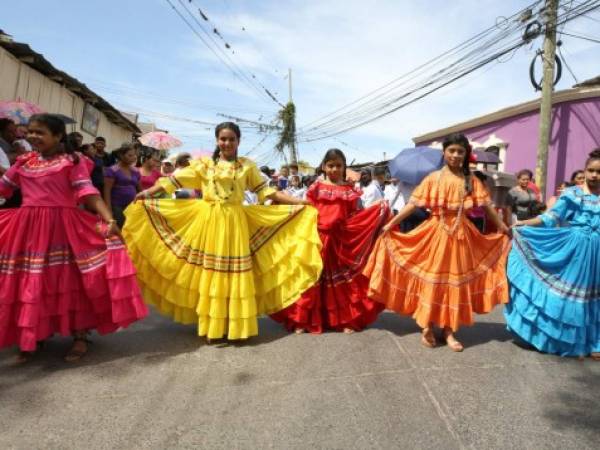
[0,153,148,352]
[272,181,388,332]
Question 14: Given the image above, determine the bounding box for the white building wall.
[0,46,132,150]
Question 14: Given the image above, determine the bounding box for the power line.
[297,0,600,142]
[560,30,600,43]
[164,0,275,105]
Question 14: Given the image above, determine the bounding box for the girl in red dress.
[0,114,147,363]
[272,149,388,333]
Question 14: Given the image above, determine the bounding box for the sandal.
[15,341,45,365]
[294,328,306,335]
[443,329,464,352]
[64,336,91,362]
[591,352,600,361]
[343,328,355,335]
[421,328,436,348]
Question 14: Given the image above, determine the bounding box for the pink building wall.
[422,97,600,198]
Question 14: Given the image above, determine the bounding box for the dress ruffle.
[0,207,148,352]
[123,199,322,340]
[504,226,600,356]
[365,215,509,331]
[272,201,388,332]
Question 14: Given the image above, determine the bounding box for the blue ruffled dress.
[504,186,600,356]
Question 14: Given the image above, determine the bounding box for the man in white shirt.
[361,166,385,208]
[384,178,406,214]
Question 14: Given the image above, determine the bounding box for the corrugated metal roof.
[0,40,140,133]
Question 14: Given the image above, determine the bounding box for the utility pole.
[535,0,558,200]
[288,68,298,165]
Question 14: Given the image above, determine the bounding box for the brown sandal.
[421,328,436,348]
[443,330,464,352]
[591,352,600,361]
[64,337,91,362]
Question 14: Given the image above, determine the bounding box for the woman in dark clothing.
[103,144,141,228]
[508,169,542,222]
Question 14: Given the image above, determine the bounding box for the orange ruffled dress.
[364,169,510,331]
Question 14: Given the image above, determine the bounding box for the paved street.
[1,307,599,450]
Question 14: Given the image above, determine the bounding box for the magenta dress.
[139,169,161,191]
[0,152,148,352]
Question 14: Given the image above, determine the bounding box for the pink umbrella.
[0,100,44,125]
[139,131,183,150]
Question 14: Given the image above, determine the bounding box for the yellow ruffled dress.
[123,156,322,340]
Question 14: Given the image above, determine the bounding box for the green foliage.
[275,102,296,161]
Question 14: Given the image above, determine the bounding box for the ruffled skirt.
[504,226,600,356]
[271,203,388,332]
[364,214,510,331]
[0,206,148,352]
[123,199,322,340]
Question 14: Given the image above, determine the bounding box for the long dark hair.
[29,113,79,163]
[319,148,347,181]
[442,133,472,193]
[213,121,241,162]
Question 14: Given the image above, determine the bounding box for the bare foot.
[343,328,355,334]
[443,329,464,352]
[421,327,436,348]
[294,328,305,335]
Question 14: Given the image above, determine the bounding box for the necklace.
[437,167,465,236]
[209,159,239,201]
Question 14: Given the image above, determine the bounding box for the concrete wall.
[0,46,132,150]
[421,97,600,198]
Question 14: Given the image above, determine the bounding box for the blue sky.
[3,0,599,167]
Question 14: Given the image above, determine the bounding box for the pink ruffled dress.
[0,152,148,352]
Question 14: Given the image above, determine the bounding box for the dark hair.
[0,118,15,132]
[259,165,270,176]
[175,152,191,167]
[319,148,347,181]
[95,136,106,143]
[66,131,83,151]
[570,169,584,182]
[359,168,372,187]
[585,149,600,167]
[213,121,241,162]
[516,169,533,179]
[114,143,136,162]
[302,175,318,188]
[373,166,386,177]
[442,133,472,193]
[139,146,158,165]
[29,113,78,163]
[289,163,298,170]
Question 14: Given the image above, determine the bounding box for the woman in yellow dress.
[123,122,322,341]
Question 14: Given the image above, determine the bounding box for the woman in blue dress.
[505,149,600,359]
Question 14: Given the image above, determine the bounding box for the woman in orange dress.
[364,133,511,351]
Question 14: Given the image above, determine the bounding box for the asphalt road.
[1,307,599,450]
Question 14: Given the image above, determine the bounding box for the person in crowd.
[173,152,200,199]
[364,133,510,352]
[161,158,175,176]
[384,177,406,215]
[0,113,147,363]
[521,169,542,201]
[508,169,543,223]
[505,149,600,359]
[0,118,17,169]
[570,169,585,186]
[303,174,318,190]
[285,174,306,199]
[103,143,141,228]
[12,138,32,154]
[546,181,570,210]
[361,166,385,208]
[94,136,115,167]
[138,148,162,191]
[272,149,388,334]
[289,163,302,177]
[67,131,83,151]
[278,165,289,190]
[467,170,489,233]
[123,122,322,342]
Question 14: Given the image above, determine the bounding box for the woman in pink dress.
[0,114,148,363]
[138,148,162,190]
